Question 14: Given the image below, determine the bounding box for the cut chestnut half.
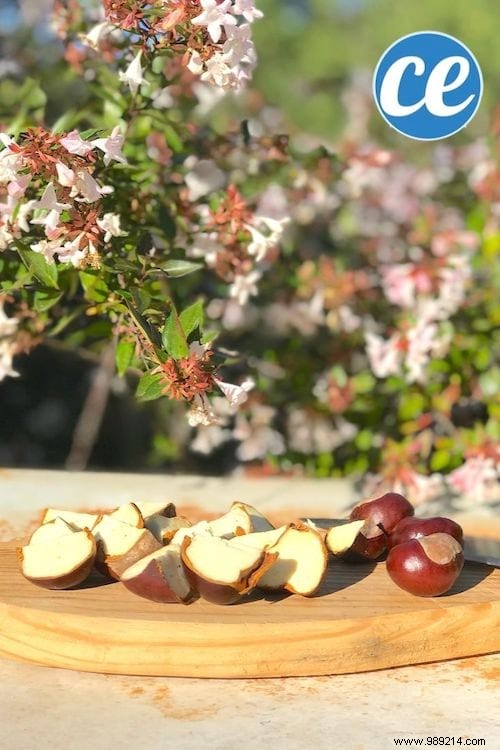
[206,505,253,538]
[28,516,78,546]
[145,514,192,544]
[133,501,177,519]
[258,523,328,596]
[233,525,289,552]
[41,508,100,530]
[326,519,386,562]
[109,502,144,528]
[181,535,277,605]
[231,501,275,532]
[18,530,97,590]
[121,545,197,604]
[92,516,162,580]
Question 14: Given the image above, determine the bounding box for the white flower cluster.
[115,1,262,95]
[187,0,261,92]
[0,300,19,382]
[365,317,451,386]
[0,128,125,267]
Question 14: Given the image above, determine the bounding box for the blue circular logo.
[373,31,483,141]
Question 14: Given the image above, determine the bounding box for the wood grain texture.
[0,541,499,678]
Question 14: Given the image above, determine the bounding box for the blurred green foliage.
[253,0,498,143]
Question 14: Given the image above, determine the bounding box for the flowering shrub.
[0,1,499,503]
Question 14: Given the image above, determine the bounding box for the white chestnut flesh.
[41,508,99,530]
[28,517,78,545]
[181,535,277,605]
[92,516,162,580]
[326,519,386,561]
[18,530,96,590]
[258,524,328,596]
[133,501,177,519]
[233,525,289,551]
[108,502,144,528]
[145,514,192,544]
[206,505,253,538]
[231,501,275,532]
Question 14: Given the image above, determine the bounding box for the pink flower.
[31,183,69,214]
[119,51,145,95]
[80,21,114,49]
[187,50,204,76]
[365,331,403,378]
[382,263,433,308]
[192,0,237,44]
[187,393,219,426]
[447,457,498,502]
[188,232,219,266]
[92,126,127,166]
[7,174,31,199]
[233,404,285,461]
[60,131,94,157]
[431,230,479,257]
[232,0,263,22]
[229,269,262,306]
[30,238,64,263]
[185,159,225,200]
[57,235,88,267]
[55,161,76,187]
[96,212,123,242]
[200,54,234,88]
[0,302,18,338]
[71,170,113,202]
[0,339,19,382]
[30,184,70,239]
[214,377,254,408]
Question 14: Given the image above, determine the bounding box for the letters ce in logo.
[373,31,483,140]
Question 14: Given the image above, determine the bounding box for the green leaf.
[179,300,204,338]
[160,259,203,278]
[136,372,164,402]
[79,271,110,303]
[115,340,135,377]
[158,206,177,242]
[80,128,104,140]
[162,307,189,359]
[398,392,426,421]
[430,449,451,472]
[33,289,62,312]
[201,329,218,345]
[164,125,183,153]
[51,110,82,134]
[48,305,86,336]
[16,246,59,289]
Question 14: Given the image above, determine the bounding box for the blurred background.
[0,0,499,485]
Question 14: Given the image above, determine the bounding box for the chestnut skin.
[326,520,386,562]
[386,532,464,597]
[350,492,414,535]
[388,516,464,550]
[343,526,386,562]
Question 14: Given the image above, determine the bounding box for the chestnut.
[350,492,414,535]
[388,516,464,550]
[386,532,464,597]
[325,519,386,562]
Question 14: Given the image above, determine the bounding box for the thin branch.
[65,340,117,471]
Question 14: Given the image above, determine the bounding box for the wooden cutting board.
[0,541,499,678]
